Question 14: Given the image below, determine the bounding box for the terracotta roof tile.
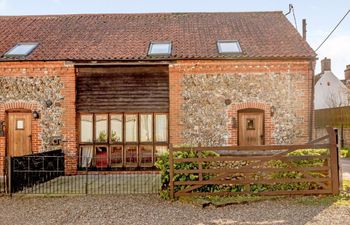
[0,12,316,61]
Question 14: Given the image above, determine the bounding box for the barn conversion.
[0,12,316,174]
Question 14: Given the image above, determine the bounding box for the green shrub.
[341,148,350,158]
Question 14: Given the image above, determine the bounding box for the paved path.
[341,158,350,180]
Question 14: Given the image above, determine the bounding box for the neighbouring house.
[314,60,350,147]
[314,58,349,109]
[0,12,316,175]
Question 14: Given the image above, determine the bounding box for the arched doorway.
[238,108,264,146]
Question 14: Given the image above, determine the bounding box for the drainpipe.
[309,60,315,142]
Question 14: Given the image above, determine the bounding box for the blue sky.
[0,0,349,78]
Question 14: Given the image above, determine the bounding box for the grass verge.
[179,180,350,207]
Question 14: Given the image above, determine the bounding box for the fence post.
[327,127,340,195]
[169,144,174,199]
[198,143,203,182]
[7,157,12,196]
[85,162,88,195]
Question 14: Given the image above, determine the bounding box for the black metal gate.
[9,150,64,193]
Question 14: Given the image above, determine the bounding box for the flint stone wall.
[0,76,64,151]
[182,73,305,146]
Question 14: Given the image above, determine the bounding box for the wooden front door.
[239,111,264,146]
[7,112,32,156]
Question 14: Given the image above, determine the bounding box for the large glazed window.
[79,113,168,169]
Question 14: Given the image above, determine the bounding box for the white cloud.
[315,34,350,79]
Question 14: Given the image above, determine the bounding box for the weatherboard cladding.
[76,66,169,113]
[0,12,315,61]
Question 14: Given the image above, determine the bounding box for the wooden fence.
[315,106,350,129]
[169,128,340,198]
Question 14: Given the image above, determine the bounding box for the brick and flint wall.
[0,61,77,175]
[169,59,314,146]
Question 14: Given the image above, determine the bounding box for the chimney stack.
[321,58,331,73]
[302,19,307,41]
[345,65,350,80]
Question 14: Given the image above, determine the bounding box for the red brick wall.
[169,59,314,146]
[0,61,77,175]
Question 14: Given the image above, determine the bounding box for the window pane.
[95,146,108,168]
[125,114,138,142]
[149,42,171,55]
[125,145,138,165]
[140,145,153,165]
[80,115,93,142]
[80,145,93,168]
[110,114,123,143]
[155,114,168,142]
[155,146,168,160]
[110,145,123,167]
[217,41,241,53]
[140,114,153,142]
[95,115,108,142]
[5,43,38,57]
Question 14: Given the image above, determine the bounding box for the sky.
[0,0,349,78]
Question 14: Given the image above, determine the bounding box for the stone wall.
[0,76,64,151]
[169,60,314,146]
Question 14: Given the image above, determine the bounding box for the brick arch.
[3,101,39,111]
[227,102,275,145]
[0,101,42,156]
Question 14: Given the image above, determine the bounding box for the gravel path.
[0,195,349,225]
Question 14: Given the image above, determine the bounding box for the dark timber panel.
[77,66,169,113]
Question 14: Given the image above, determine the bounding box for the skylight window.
[4,43,39,57]
[217,40,242,54]
[148,41,172,56]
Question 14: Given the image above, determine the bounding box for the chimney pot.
[321,58,331,73]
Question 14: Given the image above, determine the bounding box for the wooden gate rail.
[169,128,340,198]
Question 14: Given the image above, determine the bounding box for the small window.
[217,40,242,54]
[148,41,172,56]
[4,43,39,57]
[16,119,25,130]
[246,118,255,130]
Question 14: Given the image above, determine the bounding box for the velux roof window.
[4,42,39,58]
[148,41,172,56]
[217,40,242,54]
